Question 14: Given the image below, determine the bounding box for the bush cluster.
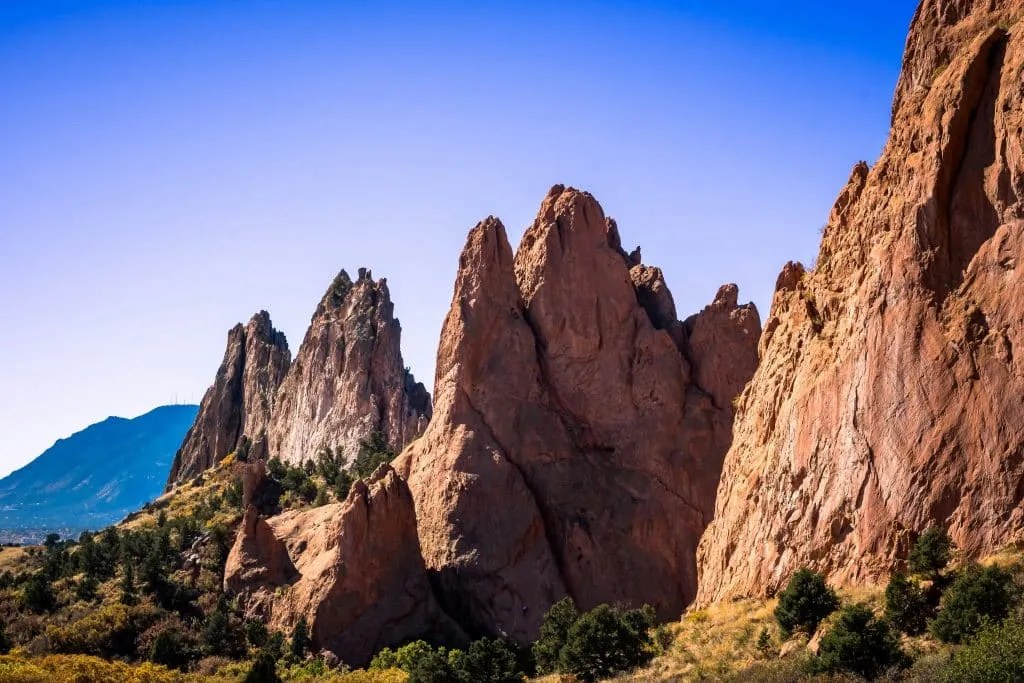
[371,637,524,683]
[773,568,839,636]
[531,597,657,682]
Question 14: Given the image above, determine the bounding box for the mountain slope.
[0,404,198,531]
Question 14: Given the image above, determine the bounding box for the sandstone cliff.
[223,464,462,666]
[167,311,290,488]
[395,186,760,641]
[267,269,431,466]
[697,0,1024,604]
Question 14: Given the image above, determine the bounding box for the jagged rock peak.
[223,464,463,666]
[396,185,761,642]
[267,268,431,466]
[166,311,291,489]
[697,0,1024,606]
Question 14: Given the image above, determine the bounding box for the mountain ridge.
[0,404,197,533]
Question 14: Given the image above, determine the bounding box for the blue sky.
[0,0,918,477]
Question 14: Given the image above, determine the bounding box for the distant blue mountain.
[0,405,198,534]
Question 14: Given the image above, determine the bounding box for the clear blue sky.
[0,0,918,477]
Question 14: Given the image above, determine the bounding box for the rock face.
[223,464,462,666]
[395,186,760,641]
[697,0,1024,605]
[267,269,432,466]
[167,312,290,488]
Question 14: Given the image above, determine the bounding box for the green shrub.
[909,527,953,578]
[755,628,774,659]
[533,596,579,674]
[884,572,930,635]
[931,563,1017,643]
[558,604,655,682]
[46,603,159,657]
[202,610,232,656]
[0,623,10,655]
[290,616,310,659]
[774,568,839,636]
[407,647,455,683]
[245,649,283,683]
[352,431,395,479]
[812,603,908,679]
[120,559,138,606]
[376,640,433,672]
[940,616,1024,682]
[148,627,187,669]
[21,572,55,613]
[264,631,286,662]
[245,619,269,649]
[453,638,523,683]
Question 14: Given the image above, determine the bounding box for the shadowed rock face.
[697,0,1024,605]
[267,269,431,466]
[395,186,760,641]
[223,465,463,666]
[167,312,290,489]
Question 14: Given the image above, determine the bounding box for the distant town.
[0,528,82,546]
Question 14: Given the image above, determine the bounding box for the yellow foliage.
[220,452,236,467]
[46,603,158,656]
[0,653,188,683]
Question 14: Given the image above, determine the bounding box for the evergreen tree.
[246,619,269,649]
[290,616,310,659]
[202,609,230,656]
[931,563,1018,643]
[909,526,953,579]
[533,597,579,674]
[774,568,840,636]
[813,604,909,679]
[885,572,930,635]
[244,650,282,683]
[21,572,55,613]
[119,559,138,606]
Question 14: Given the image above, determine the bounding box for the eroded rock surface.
[223,464,461,666]
[167,311,290,489]
[698,0,1024,604]
[396,186,760,640]
[267,269,431,466]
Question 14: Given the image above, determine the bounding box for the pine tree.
[120,558,138,606]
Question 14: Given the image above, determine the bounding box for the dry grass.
[615,545,1024,682]
[0,546,35,572]
[612,597,783,681]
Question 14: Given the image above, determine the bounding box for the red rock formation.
[223,465,462,666]
[166,311,290,489]
[697,0,1024,605]
[267,269,431,467]
[396,186,760,640]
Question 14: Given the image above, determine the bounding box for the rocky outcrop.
[267,269,431,466]
[697,0,1024,604]
[395,186,760,641]
[223,464,462,666]
[167,312,290,489]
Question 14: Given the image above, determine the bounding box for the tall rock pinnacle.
[395,186,760,640]
[167,311,290,489]
[266,268,431,466]
[697,0,1024,604]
